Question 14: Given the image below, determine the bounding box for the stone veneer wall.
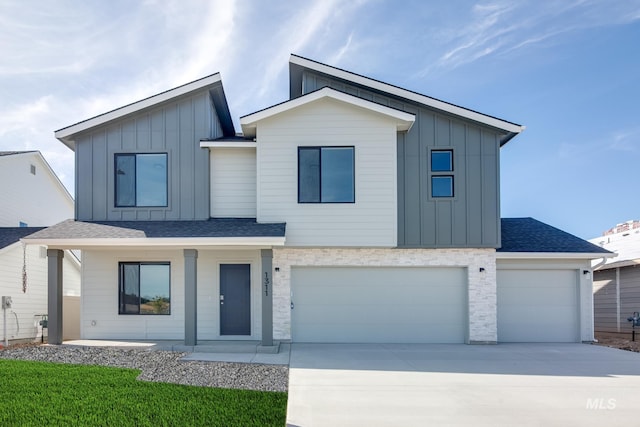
[272,248,497,343]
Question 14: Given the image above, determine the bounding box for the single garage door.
[497,269,579,342]
[291,266,467,343]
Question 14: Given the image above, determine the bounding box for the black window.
[430,150,454,197]
[115,153,168,207]
[298,147,354,203]
[119,262,170,315]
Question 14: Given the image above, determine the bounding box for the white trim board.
[240,86,415,138]
[497,252,615,260]
[22,236,285,250]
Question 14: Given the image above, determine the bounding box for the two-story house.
[0,151,81,343]
[25,56,611,347]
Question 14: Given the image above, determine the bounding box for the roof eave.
[240,86,416,138]
[55,73,223,150]
[22,236,286,250]
[289,54,524,135]
[497,252,615,260]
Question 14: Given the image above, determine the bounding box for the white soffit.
[497,252,616,260]
[199,140,257,149]
[55,73,222,150]
[240,87,416,138]
[22,236,285,249]
[290,55,524,135]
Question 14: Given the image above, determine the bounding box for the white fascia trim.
[22,236,285,249]
[199,140,257,149]
[496,252,616,260]
[290,55,524,134]
[55,73,222,149]
[240,87,415,137]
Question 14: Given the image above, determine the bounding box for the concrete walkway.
[62,339,290,365]
[287,343,640,427]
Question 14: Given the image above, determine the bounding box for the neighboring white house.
[0,151,80,343]
[590,220,640,334]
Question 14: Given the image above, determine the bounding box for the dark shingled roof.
[499,218,611,254]
[23,219,285,240]
[0,227,45,249]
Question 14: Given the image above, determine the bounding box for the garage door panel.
[498,269,578,343]
[291,267,466,343]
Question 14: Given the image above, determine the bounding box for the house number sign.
[264,272,270,296]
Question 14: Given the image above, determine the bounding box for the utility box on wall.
[1,296,12,309]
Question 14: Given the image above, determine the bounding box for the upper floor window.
[298,147,354,203]
[115,153,167,207]
[119,262,171,315]
[430,150,454,198]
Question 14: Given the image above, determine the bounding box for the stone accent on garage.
[272,248,497,343]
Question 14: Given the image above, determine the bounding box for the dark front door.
[220,264,251,335]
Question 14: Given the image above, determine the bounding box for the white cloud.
[419,0,640,75]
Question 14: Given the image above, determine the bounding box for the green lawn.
[0,360,287,427]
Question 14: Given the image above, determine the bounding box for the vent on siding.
[30,164,36,175]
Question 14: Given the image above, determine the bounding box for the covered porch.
[22,218,286,350]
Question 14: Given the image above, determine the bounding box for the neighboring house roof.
[22,219,286,248]
[499,218,613,255]
[289,54,524,144]
[240,86,416,138]
[55,73,235,150]
[595,258,640,271]
[0,227,45,250]
[0,150,39,157]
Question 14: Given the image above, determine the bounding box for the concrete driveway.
[286,343,640,427]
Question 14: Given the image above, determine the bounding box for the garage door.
[291,267,467,343]
[497,269,579,342]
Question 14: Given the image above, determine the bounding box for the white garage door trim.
[497,269,580,343]
[291,266,468,343]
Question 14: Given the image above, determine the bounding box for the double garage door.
[291,266,581,343]
[291,267,467,343]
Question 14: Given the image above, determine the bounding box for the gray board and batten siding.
[74,87,225,221]
[297,69,503,248]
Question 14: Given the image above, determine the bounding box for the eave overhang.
[240,86,416,138]
[22,236,286,251]
[55,73,224,150]
[289,54,524,145]
[497,252,617,260]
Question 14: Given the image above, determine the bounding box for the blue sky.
[1,0,639,239]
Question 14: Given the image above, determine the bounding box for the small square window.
[432,176,454,197]
[431,150,453,171]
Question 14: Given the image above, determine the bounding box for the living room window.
[298,146,355,203]
[430,150,454,198]
[115,153,167,207]
[119,262,170,315]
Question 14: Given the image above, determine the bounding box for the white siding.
[81,249,185,340]
[256,98,398,247]
[210,148,257,218]
[0,244,80,342]
[80,249,262,341]
[0,152,73,227]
